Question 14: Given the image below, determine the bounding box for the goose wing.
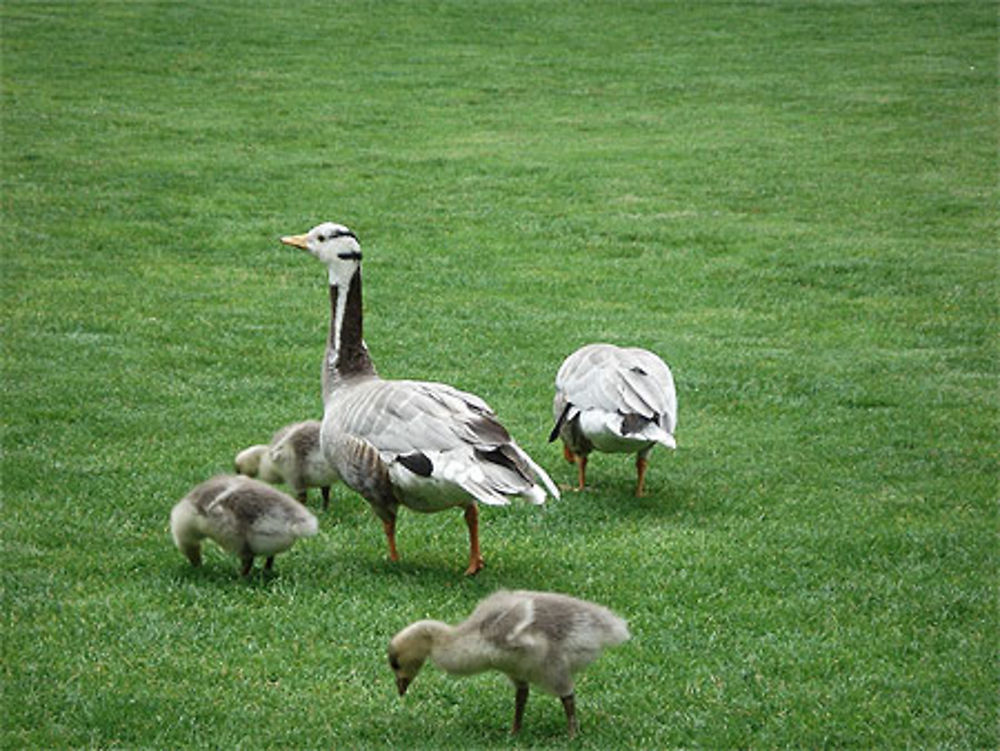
[331,379,558,505]
[552,344,677,438]
[336,379,509,454]
[620,347,677,433]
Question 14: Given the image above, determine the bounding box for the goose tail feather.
[519,449,561,502]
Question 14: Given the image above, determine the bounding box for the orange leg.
[382,517,400,562]
[635,455,649,497]
[576,454,588,491]
[463,504,485,576]
[562,444,587,491]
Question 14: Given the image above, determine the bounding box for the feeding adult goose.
[235,420,339,510]
[170,474,318,577]
[388,589,630,739]
[280,222,559,575]
[549,343,677,496]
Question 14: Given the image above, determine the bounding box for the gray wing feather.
[330,379,556,504]
[337,380,506,456]
[555,344,676,431]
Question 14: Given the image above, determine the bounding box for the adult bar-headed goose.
[549,343,677,496]
[235,420,339,510]
[388,589,630,739]
[170,475,318,576]
[281,222,558,575]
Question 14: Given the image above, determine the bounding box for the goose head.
[281,222,361,285]
[282,220,375,383]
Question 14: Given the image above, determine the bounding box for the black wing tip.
[397,452,433,477]
[548,403,571,443]
[620,413,653,435]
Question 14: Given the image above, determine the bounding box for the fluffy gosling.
[170,474,318,576]
[234,420,339,509]
[388,589,629,738]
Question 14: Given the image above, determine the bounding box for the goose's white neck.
[331,269,350,354]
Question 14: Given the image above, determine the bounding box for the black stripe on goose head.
[318,227,362,260]
[318,227,358,243]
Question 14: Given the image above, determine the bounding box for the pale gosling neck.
[390,619,495,695]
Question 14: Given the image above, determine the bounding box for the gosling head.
[388,621,436,696]
[234,445,266,477]
[169,501,203,567]
[280,222,361,283]
[234,444,282,484]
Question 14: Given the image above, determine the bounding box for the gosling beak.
[280,233,309,250]
[395,676,411,696]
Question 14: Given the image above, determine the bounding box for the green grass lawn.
[2,1,996,747]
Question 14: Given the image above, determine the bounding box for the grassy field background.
[2,1,996,748]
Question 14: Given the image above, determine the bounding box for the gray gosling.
[234,420,339,510]
[388,589,629,739]
[170,474,318,576]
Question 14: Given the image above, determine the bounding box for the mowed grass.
[2,1,996,748]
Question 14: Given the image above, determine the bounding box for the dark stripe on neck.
[329,269,375,378]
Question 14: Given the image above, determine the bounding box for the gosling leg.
[239,554,254,577]
[463,504,485,576]
[320,486,331,511]
[183,544,202,567]
[561,693,578,739]
[264,556,275,572]
[512,682,529,735]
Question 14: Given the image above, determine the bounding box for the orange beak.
[280,234,309,250]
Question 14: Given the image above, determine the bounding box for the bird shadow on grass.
[165,559,287,590]
[546,481,695,524]
[313,547,550,592]
[387,673,577,749]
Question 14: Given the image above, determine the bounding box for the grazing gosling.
[170,475,318,576]
[234,420,339,509]
[388,589,629,739]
